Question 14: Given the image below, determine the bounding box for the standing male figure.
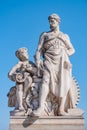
[34,14,75,116]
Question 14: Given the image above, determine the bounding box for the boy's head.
[15,47,29,61]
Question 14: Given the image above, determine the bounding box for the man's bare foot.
[32,108,44,116]
[58,110,69,116]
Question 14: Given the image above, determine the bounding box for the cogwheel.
[71,76,80,107]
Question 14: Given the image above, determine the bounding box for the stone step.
[10,115,85,130]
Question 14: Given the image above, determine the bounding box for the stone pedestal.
[9,115,85,130]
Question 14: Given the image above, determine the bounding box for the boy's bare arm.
[8,62,22,80]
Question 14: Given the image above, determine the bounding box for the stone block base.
[9,115,85,130]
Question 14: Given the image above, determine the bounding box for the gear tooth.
[75,81,77,83]
[74,79,76,82]
[77,100,80,103]
[77,90,80,93]
[72,76,80,106]
[73,77,75,80]
[76,83,79,85]
[78,88,80,91]
[77,87,80,89]
[77,97,80,100]
[78,99,80,102]
[77,87,80,91]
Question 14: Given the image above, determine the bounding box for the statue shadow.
[23,116,39,127]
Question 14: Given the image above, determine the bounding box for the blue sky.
[0,0,87,130]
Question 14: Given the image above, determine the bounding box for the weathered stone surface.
[10,115,85,130]
[8,13,85,130]
[7,14,82,117]
[68,108,84,116]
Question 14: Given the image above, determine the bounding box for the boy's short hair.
[15,47,28,60]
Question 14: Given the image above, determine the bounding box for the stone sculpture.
[8,14,82,117]
[8,47,38,114]
[33,13,80,116]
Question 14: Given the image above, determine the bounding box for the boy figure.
[8,47,35,111]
